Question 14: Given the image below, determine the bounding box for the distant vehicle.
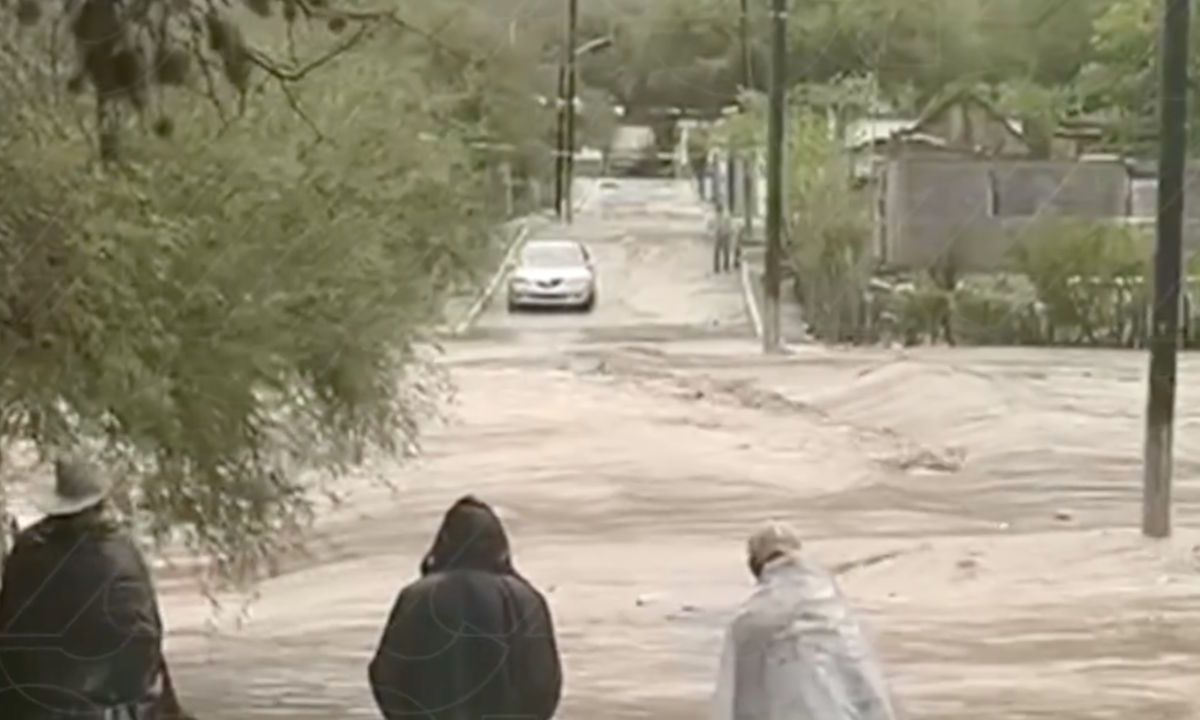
[507,239,596,312]
[607,125,660,177]
[575,147,606,177]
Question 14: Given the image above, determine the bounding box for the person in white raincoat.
[712,521,898,720]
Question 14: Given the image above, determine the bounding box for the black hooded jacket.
[0,508,165,719]
[369,496,562,720]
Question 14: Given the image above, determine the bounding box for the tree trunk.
[97,97,121,164]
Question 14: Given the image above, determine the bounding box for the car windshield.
[521,243,585,268]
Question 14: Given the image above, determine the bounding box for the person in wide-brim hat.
[0,453,193,719]
[32,456,112,517]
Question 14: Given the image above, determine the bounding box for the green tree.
[1076,0,1200,152]
[575,0,995,119]
[404,2,557,196]
[995,79,1075,158]
[789,0,983,105]
[4,0,383,160]
[979,0,1105,85]
[1,5,538,577]
[579,0,740,118]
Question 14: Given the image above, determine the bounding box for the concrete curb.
[740,259,763,340]
[453,222,531,335]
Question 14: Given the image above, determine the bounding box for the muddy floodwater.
[42,180,1200,718]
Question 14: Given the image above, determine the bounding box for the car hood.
[511,266,592,282]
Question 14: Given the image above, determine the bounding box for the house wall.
[885,158,993,270]
[990,161,1128,217]
[1127,168,1200,220]
[882,157,1158,272]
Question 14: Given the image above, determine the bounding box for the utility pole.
[762,0,787,353]
[502,161,515,217]
[1143,0,1191,538]
[554,64,566,219]
[739,0,755,256]
[563,0,579,224]
[739,0,752,88]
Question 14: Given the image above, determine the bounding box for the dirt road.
[161,180,1200,719]
[469,178,749,343]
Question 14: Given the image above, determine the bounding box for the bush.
[785,112,875,342]
[952,275,1046,345]
[857,275,951,346]
[1009,219,1150,346]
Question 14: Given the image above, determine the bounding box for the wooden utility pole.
[554,64,566,219]
[1143,0,1191,538]
[502,161,515,217]
[739,0,755,256]
[563,0,579,224]
[739,0,753,88]
[762,0,787,353]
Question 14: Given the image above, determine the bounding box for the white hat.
[747,520,801,567]
[34,457,111,517]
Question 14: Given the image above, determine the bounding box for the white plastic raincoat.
[712,554,897,720]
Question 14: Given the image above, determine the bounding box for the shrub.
[860,275,953,346]
[785,112,875,342]
[1009,218,1150,345]
[952,275,1046,345]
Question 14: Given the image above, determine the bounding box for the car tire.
[581,293,596,313]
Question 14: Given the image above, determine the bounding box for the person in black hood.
[369,495,562,720]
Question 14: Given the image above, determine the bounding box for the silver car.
[506,239,597,312]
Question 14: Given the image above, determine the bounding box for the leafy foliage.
[1009,219,1150,344]
[951,276,1046,346]
[401,3,553,184]
[0,8,525,578]
[782,110,874,342]
[577,0,740,118]
[565,0,1169,155]
[4,0,381,159]
[1074,0,1200,151]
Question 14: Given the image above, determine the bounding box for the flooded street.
[161,180,1200,719]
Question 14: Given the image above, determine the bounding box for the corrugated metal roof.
[844,118,918,149]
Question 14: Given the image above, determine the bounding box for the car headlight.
[566,278,591,290]
[509,278,532,290]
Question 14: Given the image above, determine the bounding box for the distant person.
[0,456,191,719]
[712,521,897,720]
[369,495,562,720]
[711,206,734,274]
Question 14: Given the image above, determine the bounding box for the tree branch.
[277,78,324,141]
[293,1,475,64]
[188,30,228,122]
[245,22,372,83]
